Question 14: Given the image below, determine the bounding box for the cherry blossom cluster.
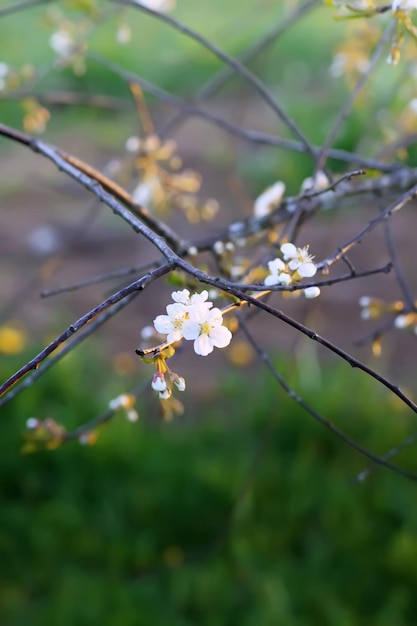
[153,289,232,357]
[146,289,232,404]
[264,243,320,299]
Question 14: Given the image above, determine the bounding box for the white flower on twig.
[153,303,189,343]
[153,290,232,356]
[303,286,321,299]
[151,373,167,392]
[253,181,285,218]
[280,243,317,278]
[172,375,186,391]
[171,289,212,308]
[264,258,291,287]
[182,307,232,356]
[264,242,320,298]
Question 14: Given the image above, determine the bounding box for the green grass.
[1,341,417,625]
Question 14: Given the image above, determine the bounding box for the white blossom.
[213,241,225,255]
[49,30,74,59]
[151,373,167,392]
[153,290,233,354]
[26,417,39,430]
[153,302,189,343]
[109,394,134,410]
[394,314,413,329]
[360,307,372,320]
[159,387,172,400]
[141,325,156,340]
[127,409,139,422]
[254,181,286,218]
[264,258,291,287]
[134,0,176,12]
[358,296,372,308]
[358,296,382,320]
[392,0,417,11]
[171,289,211,308]
[300,170,330,194]
[304,286,321,299]
[409,99,417,116]
[182,307,232,356]
[132,180,154,207]
[280,243,317,278]
[117,24,131,44]
[125,136,141,152]
[0,62,9,90]
[173,375,186,391]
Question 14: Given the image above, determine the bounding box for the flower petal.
[210,326,232,348]
[194,334,213,356]
[280,243,297,259]
[153,314,173,334]
[298,262,317,278]
[182,320,200,340]
[171,289,191,304]
[304,286,320,299]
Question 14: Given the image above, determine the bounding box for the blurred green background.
[2,345,417,626]
[1,1,417,624]
[0,0,411,193]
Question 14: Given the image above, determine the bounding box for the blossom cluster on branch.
[153,289,232,357]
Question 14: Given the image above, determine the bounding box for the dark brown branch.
[176,279,417,417]
[0,263,173,399]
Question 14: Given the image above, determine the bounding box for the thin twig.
[158,0,320,138]
[319,183,417,270]
[0,263,173,399]
[87,51,398,173]
[316,21,396,172]
[382,202,415,310]
[0,292,139,409]
[41,260,159,298]
[356,430,417,483]
[108,0,316,160]
[0,0,51,18]
[240,317,417,482]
